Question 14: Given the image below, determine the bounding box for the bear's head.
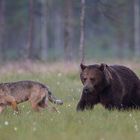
[80,63,112,94]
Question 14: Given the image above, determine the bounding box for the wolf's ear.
[80,63,87,71]
[99,63,112,84]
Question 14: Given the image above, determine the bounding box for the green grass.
[0,71,140,140]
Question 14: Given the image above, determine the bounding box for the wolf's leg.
[31,102,40,111]
[38,96,48,108]
[49,105,58,112]
[0,105,6,113]
[4,95,18,112]
[29,92,46,111]
[11,101,18,112]
[38,96,58,112]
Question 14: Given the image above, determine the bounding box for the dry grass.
[1,59,140,75]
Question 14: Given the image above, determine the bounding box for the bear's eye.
[83,78,87,81]
[90,78,95,82]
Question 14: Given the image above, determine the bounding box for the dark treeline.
[0,0,140,62]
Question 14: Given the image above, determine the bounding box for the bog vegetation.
[0,63,140,140]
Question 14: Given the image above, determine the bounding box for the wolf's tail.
[48,90,63,105]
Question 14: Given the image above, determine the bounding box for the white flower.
[56,81,60,85]
[13,111,19,115]
[57,73,62,77]
[4,121,9,126]
[129,113,132,117]
[134,124,138,132]
[57,110,61,114]
[78,88,81,92]
[13,111,17,115]
[14,127,18,131]
[26,111,31,114]
[33,127,36,132]
[71,89,74,92]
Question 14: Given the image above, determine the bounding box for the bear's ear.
[100,63,108,71]
[80,63,87,71]
[99,63,112,84]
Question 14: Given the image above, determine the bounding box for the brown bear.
[76,63,140,111]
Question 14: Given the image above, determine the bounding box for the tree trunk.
[79,0,86,64]
[128,0,134,51]
[0,0,5,60]
[134,0,140,57]
[40,0,48,61]
[32,0,41,59]
[53,8,64,53]
[26,0,34,59]
[64,0,73,62]
[116,27,125,58]
[115,5,125,58]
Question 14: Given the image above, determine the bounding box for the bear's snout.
[83,86,90,93]
[83,85,95,93]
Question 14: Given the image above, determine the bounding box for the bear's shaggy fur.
[77,63,140,111]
